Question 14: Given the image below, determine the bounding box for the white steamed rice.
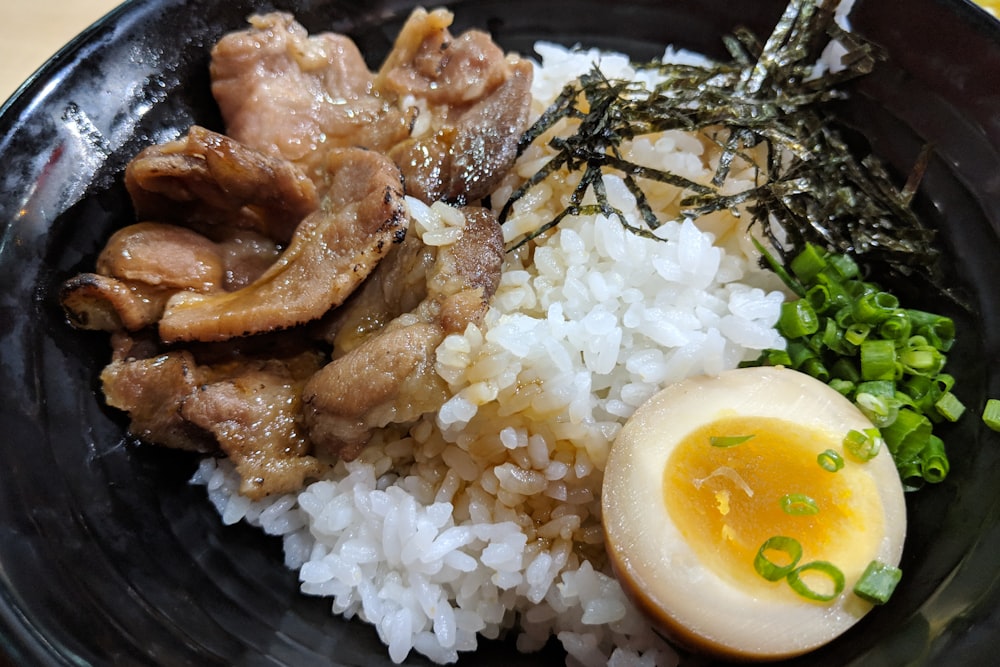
[190,42,791,666]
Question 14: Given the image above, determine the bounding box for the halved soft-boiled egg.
[602,365,907,661]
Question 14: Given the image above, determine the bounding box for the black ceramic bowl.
[2,0,999,665]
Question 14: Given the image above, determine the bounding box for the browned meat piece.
[61,273,175,332]
[102,328,327,497]
[60,223,282,332]
[97,222,225,291]
[125,125,318,245]
[314,220,436,355]
[210,228,282,291]
[375,9,510,106]
[181,358,328,500]
[377,9,534,203]
[443,60,533,202]
[304,323,445,459]
[101,350,216,452]
[62,222,221,332]
[66,10,529,500]
[303,206,504,461]
[210,9,532,205]
[433,207,510,332]
[157,147,408,343]
[210,12,414,180]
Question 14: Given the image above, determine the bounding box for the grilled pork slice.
[157,147,408,343]
[303,206,504,461]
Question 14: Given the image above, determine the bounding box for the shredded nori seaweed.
[500,0,939,282]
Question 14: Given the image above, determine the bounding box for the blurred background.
[0,0,998,104]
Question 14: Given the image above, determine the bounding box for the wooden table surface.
[0,0,124,104]
[0,1,997,105]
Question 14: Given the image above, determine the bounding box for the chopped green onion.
[806,284,832,313]
[752,237,804,297]
[829,378,856,396]
[710,434,755,448]
[893,390,917,411]
[853,560,902,605]
[787,561,845,602]
[846,280,879,301]
[855,391,900,428]
[882,408,931,458]
[878,309,912,341]
[780,493,819,515]
[786,340,818,368]
[826,252,859,280]
[820,319,851,356]
[901,375,938,412]
[933,391,965,422]
[899,344,945,376]
[790,243,828,283]
[907,310,955,352]
[852,291,900,324]
[814,272,852,311]
[984,399,1000,432]
[743,243,961,490]
[817,449,844,472]
[754,536,803,581]
[860,339,897,381]
[834,305,856,329]
[830,358,860,383]
[920,435,949,483]
[800,356,830,383]
[843,428,882,462]
[778,299,820,338]
[844,322,871,346]
[898,461,925,491]
[934,374,956,394]
[764,349,793,367]
[856,379,895,398]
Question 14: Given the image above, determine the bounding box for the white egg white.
[602,365,907,661]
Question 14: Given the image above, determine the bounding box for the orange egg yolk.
[662,415,883,598]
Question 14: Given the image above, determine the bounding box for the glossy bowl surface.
[1,0,999,665]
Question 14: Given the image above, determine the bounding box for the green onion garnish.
[844,322,871,347]
[806,284,832,314]
[857,379,895,398]
[830,358,860,383]
[933,391,965,422]
[826,252,859,281]
[982,399,1000,432]
[877,309,912,342]
[790,243,828,283]
[742,242,958,488]
[907,310,955,352]
[919,435,949,484]
[853,560,902,605]
[881,408,931,457]
[787,561,845,602]
[829,378,856,397]
[855,391,900,428]
[843,428,882,462]
[754,536,803,581]
[780,493,819,515]
[710,434,755,448]
[899,344,945,377]
[853,291,900,325]
[817,449,844,472]
[860,339,897,381]
[778,299,819,339]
